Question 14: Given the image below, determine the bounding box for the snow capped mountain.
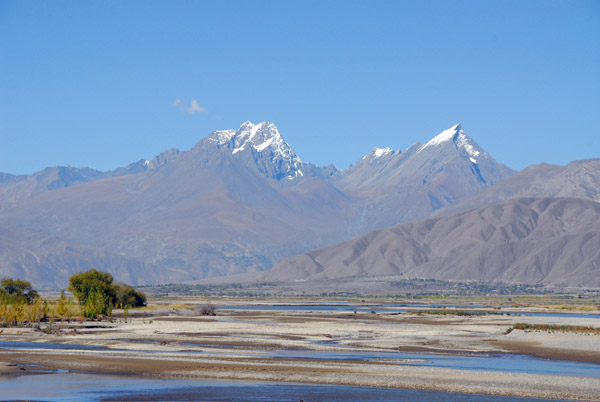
[419,123,462,148]
[334,124,516,231]
[411,124,514,186]
[362,147,397,160]
[0,120,523,288]
[204,121,304,180]
[418,124,489,166]
[340,124,513,189]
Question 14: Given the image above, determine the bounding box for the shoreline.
[2,351,600,401]
[1,301,599,401]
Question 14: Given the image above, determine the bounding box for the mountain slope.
[0,122,354,286]
[335,124,515,231]
[0,161,149,207]
[0,122,524,289]
[0,225,174,289]
[434,159,600,217]
[264,198,600,287]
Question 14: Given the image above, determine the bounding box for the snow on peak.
[455,129,482,164]
[417,124,485,164]
[207,127,236,145]
[374,147,394,158]
[421,124,462,149]
[228,121,300,160]
[207,121,304,179]
[210,121,288,153]
[362,147,396,160]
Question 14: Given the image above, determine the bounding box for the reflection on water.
[0,373,581,402]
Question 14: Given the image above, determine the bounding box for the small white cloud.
[188,99,207,114]
[173,98,208,114]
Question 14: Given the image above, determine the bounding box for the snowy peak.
[207,121,304,180]
[232,121,278,154]
[455,129,483,164]
[418,124,485,164]
[420,124,462,149]
[362,147,396,161]
[209,121,300,159]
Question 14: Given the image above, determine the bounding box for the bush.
[507,322,600,334]
[68,269,147,318]
[1,278,38,304]
[83,288,111,319]
[56,290,68,317]
[114,283,147,308]
[69,270,115,305]
[198,304,216,316]
[69,269,116,318]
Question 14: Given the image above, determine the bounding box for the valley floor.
[1,298,600,401]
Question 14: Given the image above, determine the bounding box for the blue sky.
[1,0,599,174]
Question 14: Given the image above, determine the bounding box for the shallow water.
[509,311,600,319]
[2,340,598,378]
[0,340,110,351]
[0,373,581,402]
[219,303,600,318]
[266,349,600,378]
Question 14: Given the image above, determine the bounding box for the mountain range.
[264,197,600,287]
[1,121,597,289]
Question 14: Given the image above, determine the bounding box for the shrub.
[13,302,25,326]
[1,278,38,304]
[198,304,216,316]
[56,290,68,317]
[506,323,600,334]
[68,269,146,318]
[114,284,147,308]
[69,269,116,306]
[69,270,116,319]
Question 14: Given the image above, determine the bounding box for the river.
[0,372,583,402]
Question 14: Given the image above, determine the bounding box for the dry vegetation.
[0,297,81,328]
[421,309,502,316]
[505,323,600,335]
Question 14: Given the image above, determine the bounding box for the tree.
[26,297,47,326]
[56,290,68,317]
[114,283,147,308]
[1,278,38,304]
[67,269,147,319]
[13,301,25,326]
[83,289,102,319]
[68,269,116,305]
[68,269,116,318]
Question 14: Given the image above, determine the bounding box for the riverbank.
[1,299,599,401]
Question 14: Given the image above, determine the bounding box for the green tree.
[69,269,116,305]
[69,269,116,318]
[67,269,146,319]
[1,278,38,304]
[83,289,100,319]
[114,283,147,308]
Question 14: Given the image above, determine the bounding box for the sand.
[1,300,599,401]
